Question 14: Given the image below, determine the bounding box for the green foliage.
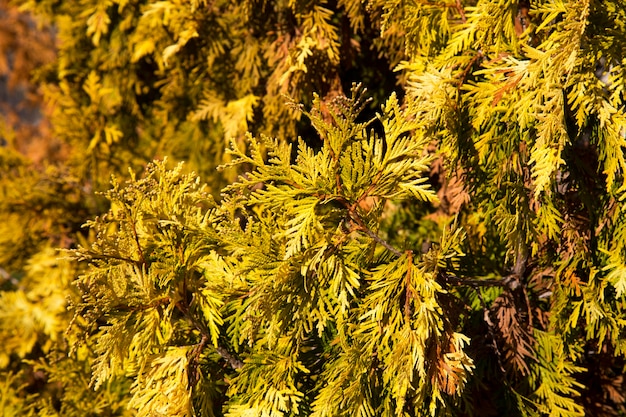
[68,89,470,416]
[526,330,585,417]
[16,0,400,188]
[0,371,36,417]
[1,0,626,416]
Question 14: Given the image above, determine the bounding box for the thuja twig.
[349,215,403,257]
[216,346,244,370]
[404,250,415,321]
[455,0,467,23]
[176,297,243,371]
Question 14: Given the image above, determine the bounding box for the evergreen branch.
[216,345,244,370]
[188,334,209,387]
[328,144,344,195]
[175,297,243,371]
[456,51,483,89]
[443,272,534,291]
[442,273,506,288]
[347,212,403,257]
[512,240,528,280]
[404,250,414,321]
[127,211,147,265]
[455,0,467,23]
[111,297,171,312]
[512,239,533,327]
[188,336,243,382]
[76,250,143,266]
[327,192,404,257]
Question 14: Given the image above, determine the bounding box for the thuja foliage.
[0,1,399,414]
[1,0,626,416]
[72,90,475,417]
[14,0,401,187]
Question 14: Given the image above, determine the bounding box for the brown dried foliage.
[490,291,536,376]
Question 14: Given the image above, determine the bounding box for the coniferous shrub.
[1,0,626,416]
